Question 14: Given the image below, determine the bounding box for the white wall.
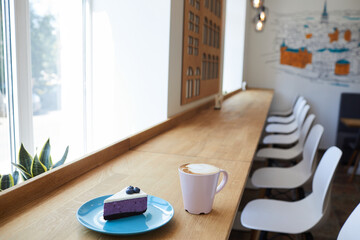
[243,0,360,148]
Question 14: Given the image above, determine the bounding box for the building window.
[207,54,212,79]
[187,67,194,76]
[189,11,195,31]
[196,67,201,76]
[186,79,193,99]
[195,15,200,33]
[202,54,207,80]
[203,17,208,44]
[205,0,209,8]
[209,21,213,46]
[195,0,200,10]
[194,79,200,96]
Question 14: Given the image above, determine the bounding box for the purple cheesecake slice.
[103,187,147,220]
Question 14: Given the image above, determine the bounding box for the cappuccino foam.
[180,163,220,175]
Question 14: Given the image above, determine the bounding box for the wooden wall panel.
[181,0,223,105]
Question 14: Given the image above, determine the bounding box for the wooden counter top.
[0,89,273,239]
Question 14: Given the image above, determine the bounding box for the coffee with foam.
[180,163,220,175]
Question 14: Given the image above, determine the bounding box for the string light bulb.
[254,15,264,32]
[251,0,264,9]
[259,6,267,22]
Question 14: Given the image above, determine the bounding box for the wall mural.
[181,0,223,105]
[266,1,360,87]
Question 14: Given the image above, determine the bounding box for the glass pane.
[0,1,12,174]
[91,0,170,150]
[30,0,84,162]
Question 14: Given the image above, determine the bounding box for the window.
[187,67,194,76]
[212,55,216,78]
[30,0,84,160]
[207,54,211,79]
[217,26,220,48]
[0,0,14,174]
[1,0,171,179]
[91,0,170,149]
[203,17,208,44]
[194,79,200,96]
[196,67,200,76]
[195,0,200,10]
[194,38,199,56]
[186,79,193,99]
[189,11,194,31]
[205,0,209,8]
[202,54,207,80]
[223,0,246,93]
[209,21,213,46]
[213,24,217,47]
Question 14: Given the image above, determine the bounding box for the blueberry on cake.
[103,186,148,220]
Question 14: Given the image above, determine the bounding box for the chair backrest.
[294,99,306,121]
[302,124,324,175]
[337,203,360,240]
[292,96,305,114]
[336,93,360,147]
[296,104,310,128]
[312,146,342,215]
[299,114,315,145]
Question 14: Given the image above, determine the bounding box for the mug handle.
[216,170,228,194]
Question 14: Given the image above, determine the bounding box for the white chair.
[268,95,302,117]
[256,114,314,161]
[263,114,315,146]
[337,203,360,240]
[267,96,305,123]
[265,103,308,134]
[241,147,342,238]
[252,124,323,189]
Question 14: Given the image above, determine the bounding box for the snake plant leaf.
[0,174,14,191]
[18,144,33,174]
[31,154,47,177]
[39,138,52,170]
[13,171,19,185]
[12,163,32,180]
[52,146,69,169]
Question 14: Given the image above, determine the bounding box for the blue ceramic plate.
[77,195,174,235]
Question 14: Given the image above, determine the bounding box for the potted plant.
[0,171,19,191]
[13,139,69,180]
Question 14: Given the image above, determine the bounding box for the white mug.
[178,163,228,214]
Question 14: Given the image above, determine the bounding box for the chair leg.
[265,188,272,198]
[347,149,358,169]
[250,230,261,240]
[349,152,360,183]
[259,231,268,240]
[296,187,305,199]
[303,232,313,240]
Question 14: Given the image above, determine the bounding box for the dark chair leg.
[347,149,358,169]
[265,188,272,198]
[304,232,313,240]
[296,187,305,199]
[349,153,360,183]
[259,231,268,240]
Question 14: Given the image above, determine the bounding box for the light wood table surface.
[0,89,273,240]
[340,118,360,128]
